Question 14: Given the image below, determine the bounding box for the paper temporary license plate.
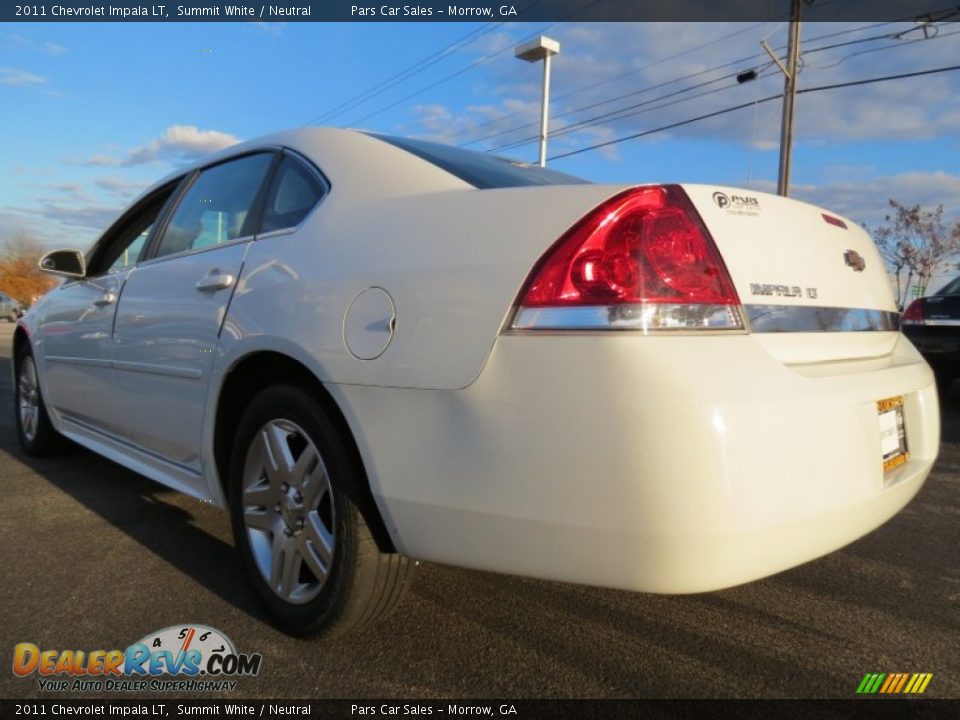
[877,395,909,472]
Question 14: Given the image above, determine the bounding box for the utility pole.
[762,0,802,196]
[515,36,560,167]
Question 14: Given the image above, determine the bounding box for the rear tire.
[228,384,413,638]
[14,344,69,456]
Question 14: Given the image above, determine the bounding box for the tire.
[6,313,15,323]
[228,384,413,638]
[14,344,69,456]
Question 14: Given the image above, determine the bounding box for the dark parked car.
[0,292,18,322]
[902,278,960,391]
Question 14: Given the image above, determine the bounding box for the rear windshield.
[935,277,960,296]
[371,134,589,189]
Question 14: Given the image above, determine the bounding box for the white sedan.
[13,128,939,636]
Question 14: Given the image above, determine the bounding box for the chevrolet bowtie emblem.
[844,250,866,272]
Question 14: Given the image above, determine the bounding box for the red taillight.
[902,299,924,324]
[513,185,743,331]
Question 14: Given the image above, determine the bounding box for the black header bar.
[1,699,958,720]
[3,0,956,23]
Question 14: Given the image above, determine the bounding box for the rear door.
[109,151,277,475]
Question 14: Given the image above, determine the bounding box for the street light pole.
[515,36,560,167]
[763,0,803,196]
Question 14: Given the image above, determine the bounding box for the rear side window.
[153,152,274,259]
[259,155,324,234]
[371,134,588,189]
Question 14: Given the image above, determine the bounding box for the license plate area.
[878,395,909,472]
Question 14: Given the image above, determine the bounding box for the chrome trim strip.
[511,304,744,332]
[45,355,112,369]
[745,305,900,333]
[112,360,203,380]
[917,318,960,327]
[508,304,900,333]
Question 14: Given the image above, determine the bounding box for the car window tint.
[370,133,588,189]
[108,223,152,273]
[91,180,183,276]
[259,156,324,234]
[155,153,274,259]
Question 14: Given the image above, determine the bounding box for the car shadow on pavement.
[0,354,269,627]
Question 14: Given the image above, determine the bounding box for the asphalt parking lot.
[0,320,957,700]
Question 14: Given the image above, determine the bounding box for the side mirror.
[39,249,86,279]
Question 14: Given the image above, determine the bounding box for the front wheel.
[228,384,414,637]
[14,344,68,455]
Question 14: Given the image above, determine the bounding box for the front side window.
[107,222,153,273]
[88,179,183,276]
[259,155,324,234]
[154,153,274,260]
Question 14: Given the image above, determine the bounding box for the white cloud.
[3,34,67,55]
[0,67,46,86]
[254,22,286,37]
[783,171,960,228]
[93,176,149,198]
[80,125,241,167]
[431,22,960,154]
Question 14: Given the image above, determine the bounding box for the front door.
[37,184,175,434]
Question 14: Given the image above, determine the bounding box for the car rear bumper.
[332,332,939,593]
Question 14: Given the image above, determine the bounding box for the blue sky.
[1,19,959,249]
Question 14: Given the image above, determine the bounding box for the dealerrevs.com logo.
[13,625,262,692]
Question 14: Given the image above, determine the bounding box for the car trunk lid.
[682,184,899,364]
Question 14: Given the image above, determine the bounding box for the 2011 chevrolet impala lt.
[12,128,940,636]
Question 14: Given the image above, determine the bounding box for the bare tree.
[0,233,58,307]
[870,200,960,309]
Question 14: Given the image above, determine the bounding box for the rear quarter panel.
[220,183,628,390]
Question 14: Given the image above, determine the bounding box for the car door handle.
[93,292,117,307]
[195,273,235,293]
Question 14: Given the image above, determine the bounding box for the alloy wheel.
[241,419,335,604]
[18,356,40,442]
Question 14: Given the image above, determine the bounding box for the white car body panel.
[37,272,128,432]
[111,241,249,477]
[17,127,939,594]
[329,333,937,592]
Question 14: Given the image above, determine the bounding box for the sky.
[1,18,959,252]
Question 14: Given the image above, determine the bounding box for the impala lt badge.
[844,250,866,272]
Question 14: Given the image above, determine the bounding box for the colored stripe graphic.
[857,672,932,694]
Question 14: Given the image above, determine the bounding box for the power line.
[458,8,960,148]
[302,22,507,127]
[547,63,960,161]
[486,20,960,155]
[487,65,780,154]
[460,21,774,141]
[485,64,779,153]
[343,0,605,128]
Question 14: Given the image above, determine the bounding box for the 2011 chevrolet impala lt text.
[12,128,940,636]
